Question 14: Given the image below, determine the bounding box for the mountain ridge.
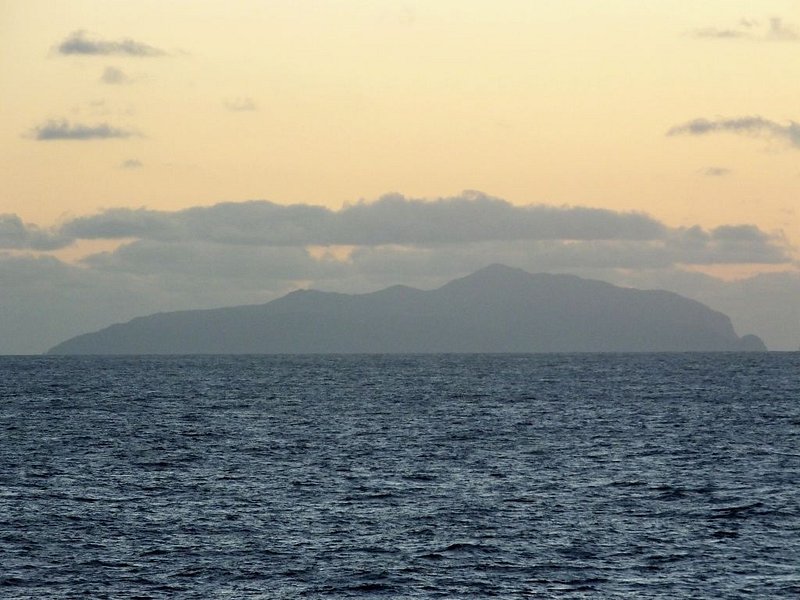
[47,264,767,354]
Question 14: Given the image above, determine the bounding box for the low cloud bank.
[3,193,792,263]
[4,193,791,265]
[63,193,667,245]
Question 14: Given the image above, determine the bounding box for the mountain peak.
[471,263,531,279]
[440,263,531,289]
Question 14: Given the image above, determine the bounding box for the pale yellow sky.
[1,0,798,245]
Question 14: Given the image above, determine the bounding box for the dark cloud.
[54,193,791,269]
[31,119,137,141]
[658,225,790,265]
[100,66,130,84]
[670,226,789,265]
[61,203,330,244]
[62,207,174,239]
[120,159,143,169]
[712,224,770,242]
[224,98,258,112]
[81,241,343,287]
[15,193,786,271]
[334,193,666,244]
[76,232,789,300]
[0,214,72,251]
[57,30,166,57]
[60,193,667,246]
[667,116,800,149]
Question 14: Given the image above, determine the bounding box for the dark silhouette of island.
[47,264,767,354]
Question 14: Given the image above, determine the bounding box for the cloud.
[62,207,174,239]
[0,214,72,251]
[120,159,143,169]
[691,17,799,41]
[767,17,799,41]
[692,28,749,40]
[712,224,769,242]
[224,98,258,112]
[82,241,336,284]
[61,203,324,244]
[100,66,130,84]
[60,192,667,246]
[52,201,791,317]
[57,30,166,57]
[666,226,790,265]
[335,193,666,244]
[0,193,774,276]
[30,119,137,141]
[76,232,790,295]
[53,193,791,269]
[667,116,800,149]
[701,167,731,177]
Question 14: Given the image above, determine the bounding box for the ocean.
[1,353,798,598]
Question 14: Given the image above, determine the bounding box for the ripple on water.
[0,353,798,598]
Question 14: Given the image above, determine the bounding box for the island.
[47,264,767,354]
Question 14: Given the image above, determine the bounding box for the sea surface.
[1,353,798,599]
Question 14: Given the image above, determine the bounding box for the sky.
[1,0,799,353]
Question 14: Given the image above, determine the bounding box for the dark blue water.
[1,353,798,598]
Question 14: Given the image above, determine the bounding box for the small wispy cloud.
[766,17,799,41]
[693,28,749,40]
[120,159,143,169]
[691,17,798,41]
[100,66,131,85]
[224,98,258,112]
[667,116,800,149]
[701,167,731,177]
[57,30,166,57]
[30,119,137,141]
